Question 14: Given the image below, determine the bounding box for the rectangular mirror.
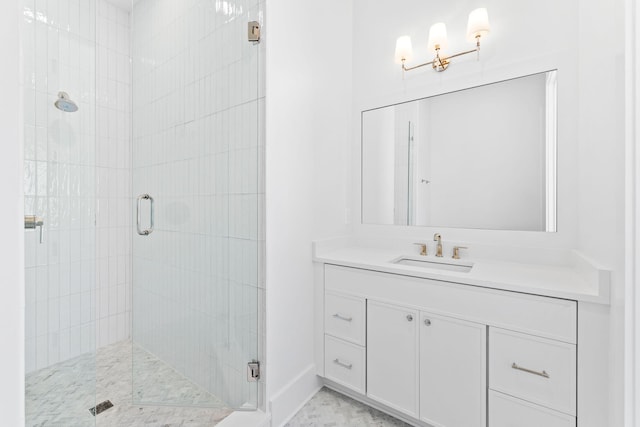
[361,70,557,232]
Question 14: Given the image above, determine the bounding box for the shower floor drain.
[89,400,114,416]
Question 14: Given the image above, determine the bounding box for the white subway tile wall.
[23,0,132,373]
[95,0,132,350]
[23,0,98,373]
[131,0,264,409]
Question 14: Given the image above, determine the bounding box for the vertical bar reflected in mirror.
[545,71,558,233]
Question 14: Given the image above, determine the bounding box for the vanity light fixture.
[395,8,491,74]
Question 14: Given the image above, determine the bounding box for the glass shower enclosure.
[22,0,98,424]
[130,0,262,410]
[23,0,263,424]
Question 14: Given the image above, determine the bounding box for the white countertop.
[313,241,610,305]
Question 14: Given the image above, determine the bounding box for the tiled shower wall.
[23,0,132,373]
[95,0,132,350]
[23,0,98,373]
[131,0,264,408]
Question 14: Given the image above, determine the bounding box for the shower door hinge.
[247,361,261,382]
[248,21,261,43]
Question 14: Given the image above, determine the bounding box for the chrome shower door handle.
[136,194,154,236]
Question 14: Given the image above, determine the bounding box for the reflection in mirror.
[361,71,557,232]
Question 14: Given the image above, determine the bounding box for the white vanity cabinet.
[366,301,487,425]
[420,313,486,427]
[321,264,579,427]
[323,291,367,393]
[367,300,419,418]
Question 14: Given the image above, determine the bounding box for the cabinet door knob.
[424,319,431,326]
[406,314,414,322]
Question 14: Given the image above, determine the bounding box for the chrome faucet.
[434,233,443,257]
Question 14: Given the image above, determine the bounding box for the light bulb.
[395,36,413,64]
[467,8,491,42]
[427,23,448,53]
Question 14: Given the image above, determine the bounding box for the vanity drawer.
[489,391,576,427]
[489,328,576,416]
[324,335,366,394]
[325,292,366,345]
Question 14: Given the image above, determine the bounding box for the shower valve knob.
[24,215,44,244]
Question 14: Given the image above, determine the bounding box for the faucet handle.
[452,246,468,260]
[413,243,427,256]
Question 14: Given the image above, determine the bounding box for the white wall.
[576,1,626,425]
[0,0,24,423]
[265,0,353,424]
[625,1,640,425]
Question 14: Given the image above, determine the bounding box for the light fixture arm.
[401,36,483,74]
[401,58,436,72]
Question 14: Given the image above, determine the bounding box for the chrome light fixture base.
[432,49,450,72]
[400,39,481,75]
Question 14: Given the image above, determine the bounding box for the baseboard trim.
[218,409,271,427]
[268,364,322,427]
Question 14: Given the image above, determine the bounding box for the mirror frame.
[360,70,558,232]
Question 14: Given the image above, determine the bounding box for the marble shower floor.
[26,340,233,426]
[285,387,411,427]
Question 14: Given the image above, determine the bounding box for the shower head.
[54,92,78,113]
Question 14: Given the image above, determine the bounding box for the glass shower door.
[22,0,98,425]
[131,0,261,410]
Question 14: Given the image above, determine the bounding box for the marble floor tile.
[285,387,411,427]
[26,340,233,426]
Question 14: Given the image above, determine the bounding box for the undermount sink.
[391,257,474,273]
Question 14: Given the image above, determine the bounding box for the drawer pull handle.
[333,359,353,370]
[512,363,550,379]
[332,313,353,322]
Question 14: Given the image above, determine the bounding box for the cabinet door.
[367,300,419,418]
[420,312,486,427]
